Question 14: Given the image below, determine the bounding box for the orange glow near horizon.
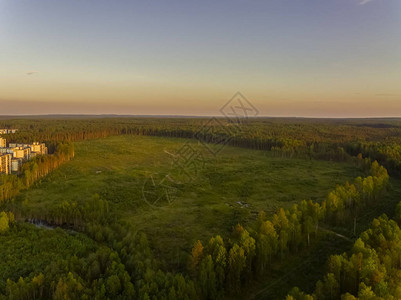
[1,0,400,117]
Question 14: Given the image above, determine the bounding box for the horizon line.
[1,114,401,120]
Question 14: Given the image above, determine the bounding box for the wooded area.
[0,117,400,299]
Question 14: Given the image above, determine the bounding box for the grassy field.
[16,135,364,268]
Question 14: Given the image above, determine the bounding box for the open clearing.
[17,135,364,267]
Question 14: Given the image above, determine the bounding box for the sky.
[0,0,400,117]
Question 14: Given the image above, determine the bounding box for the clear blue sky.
[1,0,400,116]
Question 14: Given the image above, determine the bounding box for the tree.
[315,273,339,300]
[106,275,122,297]
[238,228,256,280]
[341,293,357,300]
[327,255,343,284]
[287,287,315,300]
[189,240,204,276]
[256,220,277,274]
[32,273,45,299]
[273,208,290,257]
[358,283,376,299]
[53,272,84,300]
[208,235,227,290]
[227,243,246,291]
[0,211,9,233]
[199,255,217,299]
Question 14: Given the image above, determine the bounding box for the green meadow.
[16,135,364,267]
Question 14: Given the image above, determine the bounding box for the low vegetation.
[0,117,400,299]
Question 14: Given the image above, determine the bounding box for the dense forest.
[2,117,401,175]
[1,117,401,299]
[286,203,401,299]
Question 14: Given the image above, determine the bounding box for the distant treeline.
[2,118,401,175]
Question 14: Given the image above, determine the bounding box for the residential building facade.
[0,154,12,174]
[0,136,48,174]
[0,129,18,134]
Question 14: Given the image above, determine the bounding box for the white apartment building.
[0,136,48,174]
[12,146,31,160]
[31,142,48,155]
[0,129,18,134]
[9,142,48,155]
[11,158,22,173]
[0,154,12,174]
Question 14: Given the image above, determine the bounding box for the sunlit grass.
[17,135,363,267]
